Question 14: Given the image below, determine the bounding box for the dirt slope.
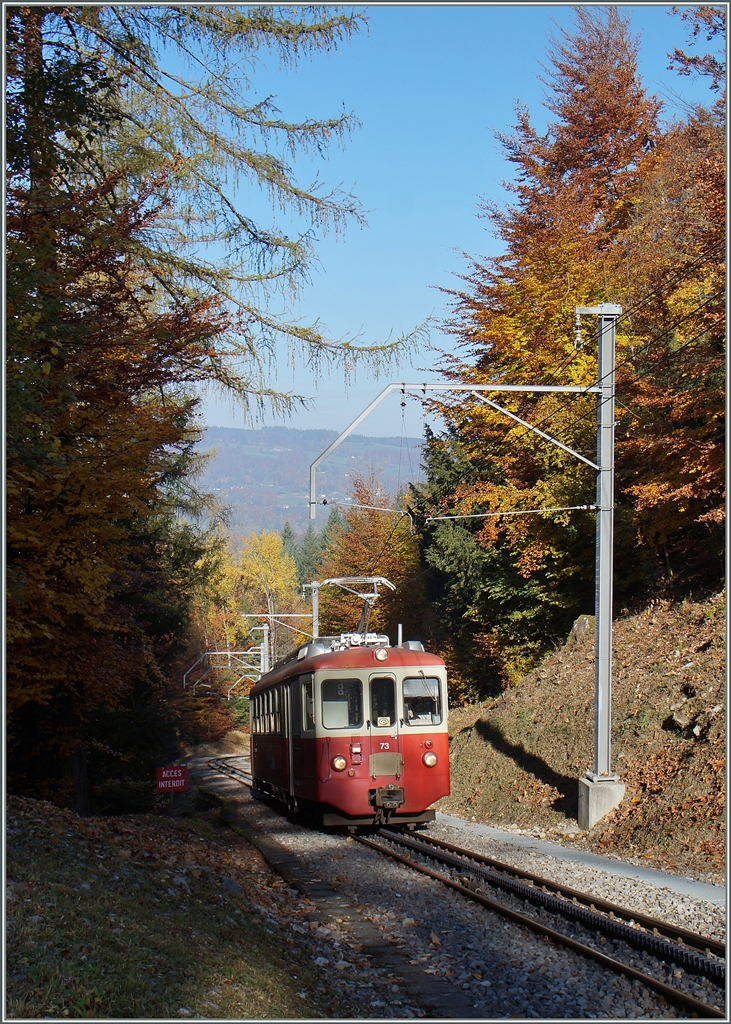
[440,592,725,882]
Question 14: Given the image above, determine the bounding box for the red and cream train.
[249,628,450,827]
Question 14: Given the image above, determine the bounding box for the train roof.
[250,634,445,693]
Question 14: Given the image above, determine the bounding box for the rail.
[203,755,724,1017]
[384,828,725,963]
[354,831,725,1019]
[207,755,252,786]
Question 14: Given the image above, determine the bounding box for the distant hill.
[197,425,424,537]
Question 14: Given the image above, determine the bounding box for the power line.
[574,245,723,347]
[436,242,724,455]
[485,320,720,519]
[597,289,723,387]
[361,512,410,576]
[476,290,723,462]
[551,317,722,445]
[611,242,725,329]
[426,503,596,522]
[417,298,722,525]
[445,241,725,450]
[341,247,724,530]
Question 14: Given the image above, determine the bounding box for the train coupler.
[369,784,405,811]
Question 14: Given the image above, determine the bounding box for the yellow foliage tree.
[238,531,307,661]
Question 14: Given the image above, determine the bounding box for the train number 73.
[379,742,390,750]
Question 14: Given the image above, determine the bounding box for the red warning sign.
[156,765,188,791]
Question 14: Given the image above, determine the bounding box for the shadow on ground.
[469,719,579,818]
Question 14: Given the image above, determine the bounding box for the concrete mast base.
[578,776,625,830]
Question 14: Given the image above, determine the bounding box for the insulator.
[574,311,583,350]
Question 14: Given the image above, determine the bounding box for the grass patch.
[6,797,344,1019]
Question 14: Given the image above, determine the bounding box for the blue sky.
[201,3,716,438]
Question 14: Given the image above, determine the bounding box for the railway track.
[208,755,252,786]
[356,830,725,1019]
[381,829,725,969]
[208,754,725,1018]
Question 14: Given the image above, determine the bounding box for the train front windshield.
[315,672,445,730]
[370,676,396,727]
[403,676,442,725]
[321,678,363,729]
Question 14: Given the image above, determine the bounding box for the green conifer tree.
[296,523,325,587]
[321,505,345,549]
[280,521,298,563]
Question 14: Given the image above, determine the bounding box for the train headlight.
[331,755,348,772]
[423,752,438,767]
[374,647,389,662]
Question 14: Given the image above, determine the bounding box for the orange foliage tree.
[6,4,400,807]
[413,6,724,693]
[6,12,236,808]
[318,475,428,646]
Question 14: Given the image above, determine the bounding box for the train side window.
[321,678,363,729]
[274,687,281,734]
[370,676,395,727]
[403,676,442,725]
[302,679,315,732]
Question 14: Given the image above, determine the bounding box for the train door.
[283,682,294,808]
[367,674,402,780]
[291,674,317,800]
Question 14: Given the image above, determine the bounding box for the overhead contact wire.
[474,291,723,468]
[419,295,721,524]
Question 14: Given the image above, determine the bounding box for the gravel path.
[190,759,725,1019]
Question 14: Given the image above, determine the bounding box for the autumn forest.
[6,6,725,812]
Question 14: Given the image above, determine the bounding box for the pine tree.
[280,521,298,563]
[296,523,324,586]
[321,505,346,553]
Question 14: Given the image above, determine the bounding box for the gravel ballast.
[192,759,725,1019]
[429,815,726,938]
